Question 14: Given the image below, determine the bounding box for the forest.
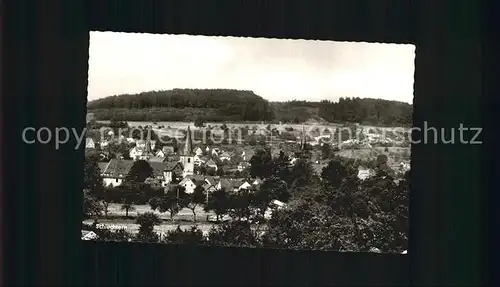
[88,89,413,127]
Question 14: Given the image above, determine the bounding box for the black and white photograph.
[82,31,414,253]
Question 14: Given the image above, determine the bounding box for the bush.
[163,226,206,245]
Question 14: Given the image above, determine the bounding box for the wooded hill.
[88,89,412,127]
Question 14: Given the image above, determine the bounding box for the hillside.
[87,90,412,126]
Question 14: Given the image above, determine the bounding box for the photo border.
[1,0,486,285]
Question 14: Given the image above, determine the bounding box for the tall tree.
[135,212,162,243]
[186,185,206,222]
[204,189,230,222]
[126,160,153,183]
[249,149,274,179]
[149,185,188,221]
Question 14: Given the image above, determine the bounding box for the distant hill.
[87,89,412,126]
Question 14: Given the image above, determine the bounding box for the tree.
[164,226,206,245]
[126,160,153,183]
[272,150,290,181]
[83,189,103,218]
[194,118,204,128]
[83,156,104,195]
[207,221,259,248]
[289,157,317,189]
[215,167,224,177]
[227,190,253,221]
[149,186,188,221]
[206,167,216,176]
[204,189,230,222]
[120,201,135,218]
[321,143,333,160]
[135,212,162,243]
[186,185,206,222]
[249,149,274,179]
[320,159,351,188]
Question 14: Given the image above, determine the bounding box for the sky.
[88,31,415,104]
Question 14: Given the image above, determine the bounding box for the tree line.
[88,89,412,127]
[83,145,409,252]
[87,89,274,122]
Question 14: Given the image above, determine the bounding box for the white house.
[179,175,207,194]
[238,181,252,191]
[357,166,375,180]
[193,154,206,166]
[211,148,219,157]
[241,150,255,161]
[237,162,251,172]
[205,159,218,171]
[100,159,134,187]
[136,140,146,149]
[85,138,95,149]
[126,137,135,143]
[219,152,231,162]
[100,140,109,149]
[129,146,144,160]
[162,162,184,187]
[195,147,203,156]
[155,149,166,158]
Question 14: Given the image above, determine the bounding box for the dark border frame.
[2,0,485,285]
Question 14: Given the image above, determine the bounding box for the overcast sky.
[88,31,415,103]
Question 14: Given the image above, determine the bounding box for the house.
[252,178,263,187]
[193,154,206,166]
[162,161,184,186]
[100,159,135,187]
[85,138,95,149]
[216,178,251,192]
[238,180,252,191]
[179,175,207,193]
[150,140,157,151]
[241,150,255,161]
[195,147,203,156]
[237,162,251,172]
[100,140,109,149]
[81,230,98,241]
[155,149,165,158]
[162,146,175,155]
[219,151,231,162]
[129,146,144,160]
[205,146,210,153]
[203,176,218,193]
[126,137,135,143]
[211,148,219,157]
[136,140,146,149]
[205,159,218,171]
[357,166,375,180]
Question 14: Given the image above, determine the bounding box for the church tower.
[179,126,194,177]
[300,124,307,150]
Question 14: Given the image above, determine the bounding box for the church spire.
[183,126,193,155]
[300,124,306,150]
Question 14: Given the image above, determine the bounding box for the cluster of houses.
[91,126,264,195]
[87,124,409,195]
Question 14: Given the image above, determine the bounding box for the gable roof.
[164,161,183,172]
[97,162,109,174]
[219,152,231,158]
[205,159,217,166]
[149,156,166,163]
[101,159,134,179]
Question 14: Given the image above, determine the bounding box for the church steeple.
[182,126,193,156]
[300,124,306,150]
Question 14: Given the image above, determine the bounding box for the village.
[82,115,411,242]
